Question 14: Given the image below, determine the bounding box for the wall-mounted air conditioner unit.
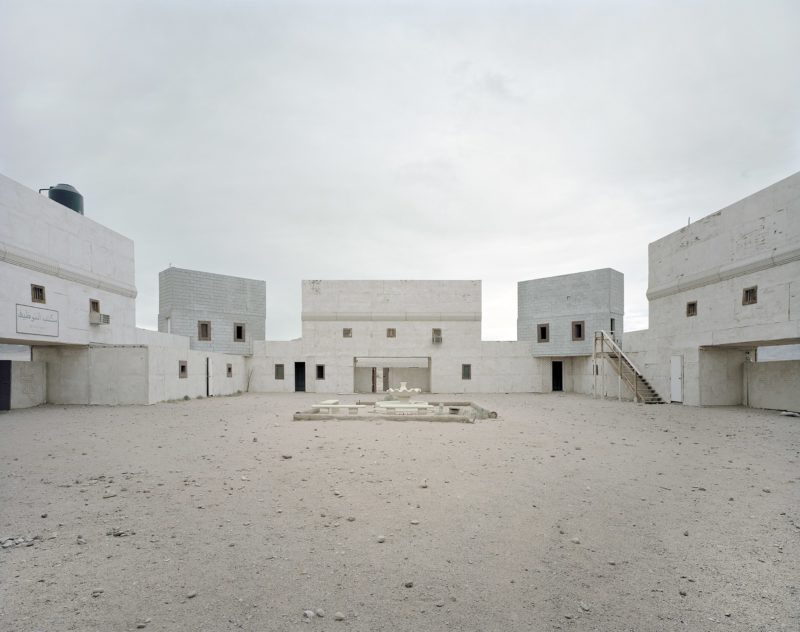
[90,312,111,325]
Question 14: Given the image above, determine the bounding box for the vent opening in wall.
[90,299,100,313]
[432,328,442,343]
[386,328,396,338]
[343,328,352,338]
[462,364,471,380]
[742,286,757,305]
[572,321,585,341]
[275,364,284,380]
[316,364,325,380]
[31,285,46,304]
[178,361,188,378]
[537,323,549,342]
[226,364,232,378]
[234,323,246,341]
[198,321,211,341]
[686,301,697,317]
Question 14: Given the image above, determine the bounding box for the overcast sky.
[1,0,799,340]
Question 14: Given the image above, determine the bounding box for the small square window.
[343,328,352,338]
[742,286,757,306]
[90,299,100,313]
[386,328,396,338]
[178,361,188,378]
[462,364,472,380]
[571,321,585,341]
[537,323,549,343]
[226,363,233,378]
[432,328,442,343]
[234,323,246,342]
[31,284,46,304]
[274,364,284,380]
[198,321,211,341]
[686,301,697,317]
[316,364,325,380]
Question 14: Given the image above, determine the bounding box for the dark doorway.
[371,367,377,393]
[0,361,10,411]
[382,368,390,391]
[294,362,306,392]
[206,357,211,397]
[552,361,563,392]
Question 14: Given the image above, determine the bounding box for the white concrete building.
[158,267,266,355]
[624,171,800,409]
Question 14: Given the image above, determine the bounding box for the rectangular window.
[342,328,352,338]
[432,328,442,343]
[274,364,284,380]
[686,301,697,317]
[386,328,396,338]
[234,323,246,341]
[90,299,100,313]
[226,364,233,378]
[537,323,549,342]
[316,364,325,380]
[31,284,46,304]
[610,318,616,333]
[462,364,472,380]
[198,320,211,341]
[742,286,757,306]
[572,320,585,341]
[178,361,188,378]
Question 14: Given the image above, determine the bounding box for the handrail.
[595,330,643,378]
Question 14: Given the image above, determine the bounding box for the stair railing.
[593,330,643,402]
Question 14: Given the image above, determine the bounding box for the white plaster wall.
[87,347,149,405]
[34,346,91,405]
[698,348,745,406]
[0,174,137,347]
[746,360,800,412]
[518,268,624,356]
[158,267,266,355]
[247,340,304,393]
[10,360,46,408]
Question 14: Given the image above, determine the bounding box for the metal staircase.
[593,330,665,404]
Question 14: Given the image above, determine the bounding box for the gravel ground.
[1,392,798,632]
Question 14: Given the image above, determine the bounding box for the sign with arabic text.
[16,304,59,337]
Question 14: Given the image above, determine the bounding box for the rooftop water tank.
[47,184,84,215]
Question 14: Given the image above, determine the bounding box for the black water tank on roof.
[48,184,84,215]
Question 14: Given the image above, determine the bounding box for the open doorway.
[552,360,563,392]
[294,362,306,392]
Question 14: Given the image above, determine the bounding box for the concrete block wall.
[1,174,137,348]
[746,360,800,411]
[518,268,624,356]
[10,360,46,408]
[158,267,266,355]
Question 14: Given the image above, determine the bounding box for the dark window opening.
[432,328,442,343]
[234,323,246,341]
[31,284,45,304]
[198,321,211,341]
[343,328,352,338]
[386,328,396,338]
[178,361,188,378]
[537,323,549,342]
[572,320,585,341]
[610,318,616,333]
[90,299,100,313]
[226,364,233,378]
[274,364,284,380]
[742,286,757,306]
[686,301,697,317]
[316,364,325,380]
[462,364,472,380]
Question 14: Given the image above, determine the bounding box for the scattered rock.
[333,612,345,621]
[679,590,687,597]
[41,513,48,519]
[315,608,325,618]
[91,589,104,598]
[106,527,135,537]
[303,610,316,619]
[579,602,590,612]
[570,537,581,544]
[281,455,293,460]
[410,520,420,525]
[377,536,385,543]
[346,516,356,522]
[435,601,445,607]
[683,530,689,536]
[404,581,414,588]
[762,488,771,493]
[186,591,197,599]
[76,535,87,545]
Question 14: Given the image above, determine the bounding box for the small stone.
[684,530,689,536]
[41,513,48,518]
[570,537,580,544]
[435,601,445,607]
[186,591,197,599]
[136,623,147,629]
[579,602,590,612]
[377,536,385,543]
[333,612,345,621]
[77,535,87,545]
[315,608,325,617]
[410,520,420,525]
[420,480,428,488]
[303,610,316,619]
[252,437,258,442]
[607,560,616,565]
[347,516,356,522]
[91,589,104,597]
[725,612,731,617]
[404,581,414,588]
[762,488,771,493]
[679,590,687,597]
[281,455,292,460]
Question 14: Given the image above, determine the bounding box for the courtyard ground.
[0,393,798,632]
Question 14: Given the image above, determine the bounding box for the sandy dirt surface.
[1,393,798,632]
